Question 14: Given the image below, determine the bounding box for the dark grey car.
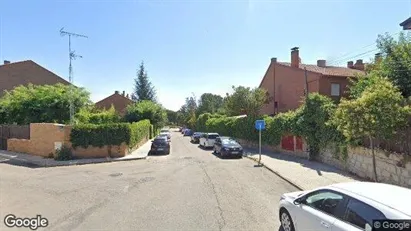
[213,136,243,158]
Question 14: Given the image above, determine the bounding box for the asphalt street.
[0,130,298,231]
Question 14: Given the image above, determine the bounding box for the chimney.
[354,59,364,70]
[317,60,326,67]
[291,47,299,68]
[115,90,119,94]
[122,91,125,96]
[347,61,354,68]
[126,94,129,99]
[3,60,10,65]
[375,53,382,63]
[271,57,277,63]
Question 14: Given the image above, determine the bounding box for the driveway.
[0,130,298,231]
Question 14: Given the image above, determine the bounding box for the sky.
[0,0,409,111]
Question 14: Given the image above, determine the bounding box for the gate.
[0,125,30,150]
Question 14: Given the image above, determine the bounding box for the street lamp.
[400,17,411,30]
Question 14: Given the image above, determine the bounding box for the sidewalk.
[0,139,152,168]
[243,147,360,190]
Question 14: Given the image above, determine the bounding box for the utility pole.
[60,28,88,125]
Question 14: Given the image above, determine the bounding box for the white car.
[160,129,171,139]
[279,182,411,231]
[199,133,219,148]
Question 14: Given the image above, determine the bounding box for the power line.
[330,48,379,66]
[327,31,402,66]
[60,27,88,125]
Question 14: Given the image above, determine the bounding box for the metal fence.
[0,125,30,150]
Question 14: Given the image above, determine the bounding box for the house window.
[331,83,340,96]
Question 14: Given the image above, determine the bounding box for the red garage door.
[281,135,294,151]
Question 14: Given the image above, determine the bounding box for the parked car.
[213,136,243,158]
[160,129,171,139]
[181,128,186,134]
[191,132,203,143]
[150,136,170,154]
[158,133,171,142]
[184,129,193,136]
[279,182,411,231]
[199,133,219,148]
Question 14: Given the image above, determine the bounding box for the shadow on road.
[0,158,41,168]
[148,151,169,156]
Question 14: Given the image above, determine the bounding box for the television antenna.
[60,27,88,125]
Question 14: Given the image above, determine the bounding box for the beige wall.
[7,123,149,159]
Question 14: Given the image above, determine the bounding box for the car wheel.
[280,209,295,231]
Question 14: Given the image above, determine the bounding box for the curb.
[42,156,148,168]
[244,154,305,191]
[2,156,147,168]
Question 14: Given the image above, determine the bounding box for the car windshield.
[208,134,219,139]
[160,130,169,133]
[222,139,238,145]
[154,138,167,143]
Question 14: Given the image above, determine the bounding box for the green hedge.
[70,119,151,148]
[129,120,151,148]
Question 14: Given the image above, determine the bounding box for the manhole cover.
[109,173,123,177]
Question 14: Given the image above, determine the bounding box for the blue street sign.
[255,120,266,131]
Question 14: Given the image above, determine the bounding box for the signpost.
[255,120,266,165]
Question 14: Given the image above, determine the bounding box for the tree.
[293,93,340,160]
[124,100,167,130]
[197,93,224,115]
[333,75,410,182]
[131,61,157,102]
[376,32,411,98]
[75,105,120,124]
[0,83,91,124]
[166,109,178,125]
[223,86,270,117]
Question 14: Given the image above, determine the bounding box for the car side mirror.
[293,197,304,205]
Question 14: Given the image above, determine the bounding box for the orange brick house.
[259,47,365,115]
[95,91,134,115]
[0,60,70,97]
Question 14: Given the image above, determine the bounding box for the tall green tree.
[124,100,167,130]
[376,32,411,98]
[0,84,91,125]
[165,109,178,125]
[197,93,224,114]
[131,61,157,102]
[223,86,270,117]
[333,75,410,182]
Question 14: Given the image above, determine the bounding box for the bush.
[70,120,151,149]
[125,100,167,130]
[75,106,120,124]
[129,120,151,148]
[54,145,73,161]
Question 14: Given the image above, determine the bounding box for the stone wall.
[237,136,411,188]
[319,147,411,188]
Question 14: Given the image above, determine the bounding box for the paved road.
[0,131,298,231]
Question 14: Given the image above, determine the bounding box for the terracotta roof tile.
[278,62,365,77]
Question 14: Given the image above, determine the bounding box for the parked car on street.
[150,136,170,155]
[213,136,243,158]
[184,129,193,136]
[199,133,219,148]
[191,132,203,143]
[160,129,171,139]
[279,182,411,231]
[158,133,171,142]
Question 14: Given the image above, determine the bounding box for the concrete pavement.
[0,130,297,231]
[0,139,152,168]
[243,147,359,190]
